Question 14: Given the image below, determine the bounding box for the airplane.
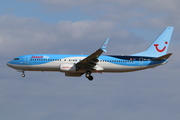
[7,26,174,81]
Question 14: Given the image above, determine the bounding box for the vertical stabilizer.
[132,27,174,57]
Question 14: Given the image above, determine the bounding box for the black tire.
[21,74,25,77]
[85,73,90,78]
[88,76,93,81]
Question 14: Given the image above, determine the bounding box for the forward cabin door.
[139,58,143,66]
[24,56,29,64]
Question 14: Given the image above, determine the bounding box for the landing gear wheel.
[21,74,25,77]
[88,76,93,81]
[85,71,93,81]
[85,73,90,78]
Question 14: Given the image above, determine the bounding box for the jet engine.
[60,64,76,72]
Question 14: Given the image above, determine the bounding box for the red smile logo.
[154,41,168,52]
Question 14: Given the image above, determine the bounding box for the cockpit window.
[14,58,19,60]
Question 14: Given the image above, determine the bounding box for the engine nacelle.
[60,64,76,72]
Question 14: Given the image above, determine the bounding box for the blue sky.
[0,0,96,23]
[1,0,180,120]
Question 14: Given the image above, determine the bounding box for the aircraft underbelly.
[102,65,143,72]
[99,62,159,72]
[14,64,59,71]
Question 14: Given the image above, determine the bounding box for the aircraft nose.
[7,62,11,67]
[7,61,13,67]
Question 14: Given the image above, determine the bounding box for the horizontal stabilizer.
[153,53,173,61]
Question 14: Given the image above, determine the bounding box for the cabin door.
[24,56,29,64]
[139,58,143,66]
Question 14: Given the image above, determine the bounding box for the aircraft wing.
[76,38,109,71]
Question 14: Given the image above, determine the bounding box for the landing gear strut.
[85,71,93,81]
[21,71,25,77]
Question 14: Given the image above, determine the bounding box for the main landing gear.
[85,71,93,81]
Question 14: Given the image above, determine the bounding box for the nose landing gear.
[21,74,25,77]
[21,71,25,77]
[85,71,93,81]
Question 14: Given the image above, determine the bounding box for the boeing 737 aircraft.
[7,27,174,81]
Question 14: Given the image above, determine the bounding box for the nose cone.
[7,61,13,68]
[7,62,10,67]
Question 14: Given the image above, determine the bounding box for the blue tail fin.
[132,27,174,57]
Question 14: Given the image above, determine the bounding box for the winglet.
[101,38,110,53]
